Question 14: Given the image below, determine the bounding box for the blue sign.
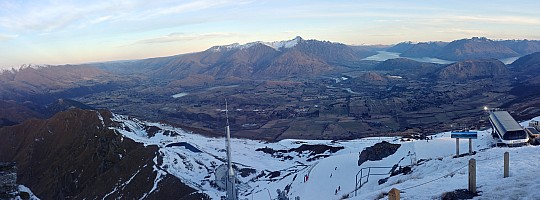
[451,131,478,139]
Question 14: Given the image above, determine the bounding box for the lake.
[172,92,188,98]
[363,51,520,64]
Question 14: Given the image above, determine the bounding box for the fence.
[354,166,395,196]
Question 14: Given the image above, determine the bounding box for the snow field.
[110,113,540,200]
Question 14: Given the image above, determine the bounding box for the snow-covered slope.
[15,185,40,200]
[108,113,540,200]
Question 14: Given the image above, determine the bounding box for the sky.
[1,0,540,68]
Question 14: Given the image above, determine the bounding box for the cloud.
[0,0,253,33]
[436,28,488,36]
[132,32,238,45]
[0,2,104,32]
[452,15,540,25]
[89,15,113,25]
[145,0,249,17]
[0,34,18,41]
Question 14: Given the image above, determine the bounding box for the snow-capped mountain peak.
[208,43,243,52]
[263,36,303,50]
[0,64,49,74]
[18,64,48,70]
[208,36,303,52]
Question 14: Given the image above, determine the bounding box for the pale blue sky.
[1,0,539,68]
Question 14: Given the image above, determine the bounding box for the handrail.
[354,166,395,196]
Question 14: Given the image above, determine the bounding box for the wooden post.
[388,188,400,200]
[469,138,472,155]
[456,138,460,157]
[504,152,509,178]
[468,158,476,193]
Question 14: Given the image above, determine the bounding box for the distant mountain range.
[0,64,115,102]
[97,36,540,80]
[87,36,377,79]
[1,36,540,105]
[389,37,540,61]
[2,36,539,83]
[373,57,511,81]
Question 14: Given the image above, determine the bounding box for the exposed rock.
[239,168,257,178]
[390,166,412,176]
[267,171,281,179]
[256,144,344,157]
[289,144,344,155]
[441,191,458,200]
[358,141,401,166]
[0,162,17,199]
[441,189,479,200]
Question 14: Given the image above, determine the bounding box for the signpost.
[451,132,477,157]
[451,132,478,139]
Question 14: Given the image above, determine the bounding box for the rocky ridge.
[0,109,208,199]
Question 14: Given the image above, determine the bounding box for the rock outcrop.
[358,141,401,166]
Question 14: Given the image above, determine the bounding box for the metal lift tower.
[225,101,238,200]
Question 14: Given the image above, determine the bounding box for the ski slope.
[109,114,540,200]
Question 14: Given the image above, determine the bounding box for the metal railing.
[354,166,395,196]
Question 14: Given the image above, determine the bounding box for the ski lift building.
[488,110,528,144]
